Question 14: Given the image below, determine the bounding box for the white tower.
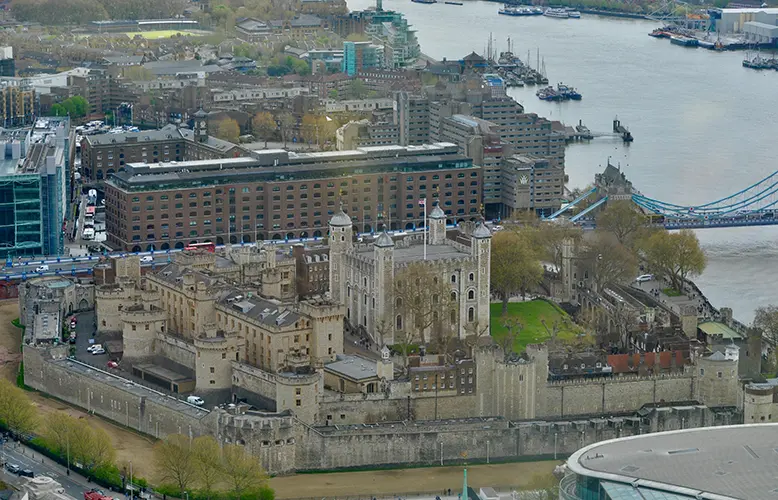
[328,205,353,304]
[429,204,447,245]
[471,223,492,332]
[373,232,395,345]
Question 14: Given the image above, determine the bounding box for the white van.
[35,265,49,273]
[186,395,205,406]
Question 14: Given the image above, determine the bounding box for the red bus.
[184,242,216,253]
[85,206,96,216]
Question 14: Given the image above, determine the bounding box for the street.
[0,438,97,499]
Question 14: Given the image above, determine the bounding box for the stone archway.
[272,233,281,240]
[161,243,170,250]
[78,298,89,310]
[216,237,224,245]
[175,242,184,249]
[146,244,155,252]
[405,222,414,230]
[313,230,322,238]
[242,234,252,243]
[300,231,309,239]
[132,245,141,252]
[286,232,294,240]
[229,236,238,244]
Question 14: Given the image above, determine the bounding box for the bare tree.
[393,262,455,371]
[498,318,523,360]
[582,232,638,292]
[464,320,491,357]
[612,302,639,351]
[755,305,778,345]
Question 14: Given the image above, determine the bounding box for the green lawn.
[490,300,584,353]
[120,30,203,39]
[663,288,682,297]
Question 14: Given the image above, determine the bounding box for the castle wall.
[156,333,197,370]
[541,374,695,418]
[23,346,209,440]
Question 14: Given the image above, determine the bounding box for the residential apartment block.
[501,155,565,217]
[0,86,35,127]
[104,143,481,251]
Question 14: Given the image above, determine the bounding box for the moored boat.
[543,7,569,18]
[670,35,699,47]
[411,0,437,4]
[567,10,581,18]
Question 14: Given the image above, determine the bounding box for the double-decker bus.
[184,242,216,253]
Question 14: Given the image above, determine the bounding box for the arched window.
[451,291,457,301]
[395,297,403,308]
[468,289,475,300]
[468,307,475,322]
[396,315,403,330]
[469,272,475,282]
[451,274,457,283]
[347,285,351,297]
[433,294,439,305]
[450,309,457,324]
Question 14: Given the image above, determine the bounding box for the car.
[35,265,49,273]
[140,256,153,264]
[186,395,205,406]
[106,361,119,369]
[92,348,106,355]
[5,464,19,474]
[635,274,654,282]
[19,469,34,478]
[87,344,102,353]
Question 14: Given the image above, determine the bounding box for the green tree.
[596,200,647,247]
[221,444,269,499]
[639,229,706,291]
[154,434,197,495]
[754,306,778,346]
[50,104,67,117]
[490,230,543,314]
[211,117,240,143]
[192,435,224,499]
[0,379,37,437]
[348,79,368,99]
[252,111,276,148]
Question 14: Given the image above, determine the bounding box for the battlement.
[312,416,509,436]
[95,285,136,298]
[120,306,166,323]
[546,371,693,387]
[276,370,321,386]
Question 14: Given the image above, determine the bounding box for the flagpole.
[423,199,427,260]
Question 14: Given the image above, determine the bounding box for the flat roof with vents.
[567,424,778,499]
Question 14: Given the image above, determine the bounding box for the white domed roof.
[472,223,492,239]
[430,205,446,219]
[329,208,351,227]
[374,231,395,248]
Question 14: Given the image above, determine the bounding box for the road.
[0,438,100,499]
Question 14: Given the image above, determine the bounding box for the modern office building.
[561,424,778,500]
[104,143,481,251]
[0,46,15,77]
[80,118,250,182]
[501,155,564,217]
[335,119,399,150]
[394,91,430,146]
[0,117,74,258]
[342,41,384,76]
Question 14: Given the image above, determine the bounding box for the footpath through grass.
[490,300,583,353]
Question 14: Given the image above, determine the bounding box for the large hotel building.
[104,143,481,251]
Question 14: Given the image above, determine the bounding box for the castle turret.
[373,232,395,344]
[328,205,353,304]
[429,204,446,245]
[695,349,740,408]
[471,223,491,330]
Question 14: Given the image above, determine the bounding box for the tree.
[252,111,276,148]
[464,320,491,358]
[490,230,543,315]
[393,262,456,371]
[498,317,523,360]
[278,112,296,147]
[154,434,197,494]
[192,436,224,499]
[221,444,268,498]
[122,66,154,81]
[537,221,582,272]
[596,200,647,247]
[581,232,638,292]
[211,118,240,143]
[51,104,67,117]
[0,379,37,437]
[639,229,706,291]
[754,305,778,345]
[348,79,368,99]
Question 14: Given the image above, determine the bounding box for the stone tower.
[695,350,740,408]
[376,345,394,381]
[471,222,491,330]
[373,232,395,345]
[428,204,446,245]
[193,108,209,144]
[328,206,353,304]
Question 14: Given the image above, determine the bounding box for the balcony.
[558,475,578,500]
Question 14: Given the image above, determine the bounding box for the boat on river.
[499,5,534,15]
[544,8,569,18]
[567,10,581,18]
[411,0,437,4]
[670,35,699,47]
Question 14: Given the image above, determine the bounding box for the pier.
[612,117,634,142]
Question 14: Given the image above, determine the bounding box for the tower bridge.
[546,164,778,230]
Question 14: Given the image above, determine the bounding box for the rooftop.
[698,321,742,340]
[567,424,778,500]
[325,354,379,382]
[218,290,303,328]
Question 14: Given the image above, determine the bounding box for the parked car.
[186,395,205,406]
[106,361,119,369]
[92,348,106,355]
[635,274,654,282]
[140,256,153,264]
[35,265,49,273]
[87,344,102,353]
[19,469,34,478]
[5,464,20,474]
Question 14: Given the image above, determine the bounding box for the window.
[451,274,457,283]
[469,272,475,281]
[468,307,475,322]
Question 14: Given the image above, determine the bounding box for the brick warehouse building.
[104,143,482,251]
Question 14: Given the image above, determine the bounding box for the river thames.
[347,0,778,321]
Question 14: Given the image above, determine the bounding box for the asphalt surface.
[0,438,98,499]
